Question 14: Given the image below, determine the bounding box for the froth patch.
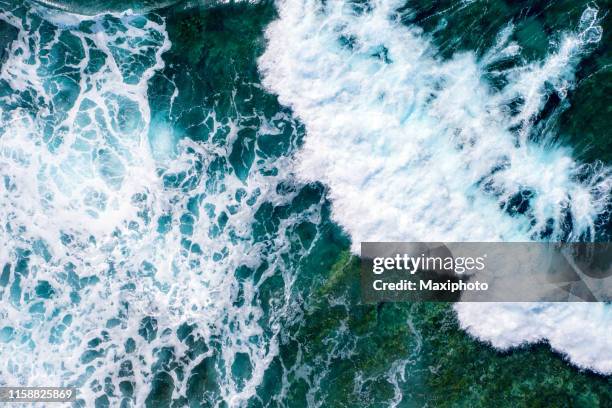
[259,0,612,373]
[455,302,612,374]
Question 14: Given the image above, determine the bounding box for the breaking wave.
[259,0,612,374]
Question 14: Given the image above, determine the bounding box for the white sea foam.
[259,0,612,374]
[455,302,612,373]
[0,3,316,405]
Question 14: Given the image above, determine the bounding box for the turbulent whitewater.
[0,1,320,405]
[259,0,612,374]
[0,0,611,406]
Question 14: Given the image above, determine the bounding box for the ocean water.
[0,0,610,407]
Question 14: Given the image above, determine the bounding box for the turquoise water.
[0,0,610,406]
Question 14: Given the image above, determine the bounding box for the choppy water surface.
[0,0,610,406]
